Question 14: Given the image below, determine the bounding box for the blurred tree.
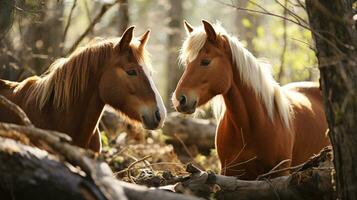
[23,1,64,74]
[165,0,184,108]
[0,0,16,79]
[277,0,288,82]
[234,0,260,55]
[306,0,357,198]
[118,0,129,34]
[0,0,15,39]
[109,0,130,35]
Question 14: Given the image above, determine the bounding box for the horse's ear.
[115,26,135,51]
[183,20,194,34]
[138,30,150,48]
[202,20,216,43]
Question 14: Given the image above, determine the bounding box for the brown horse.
[0,26,166,153]
[173,20,330,179]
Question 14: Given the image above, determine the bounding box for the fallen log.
[0,129,203,200]
[101,109,217,156]
[0,137,104,200]
[0,95,202,200]
[176,147,336,200]
[162,113,216,155]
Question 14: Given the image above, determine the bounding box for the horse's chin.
[175,106,196,115]
[140,117,161,130]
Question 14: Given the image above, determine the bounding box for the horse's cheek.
[99,70,121,104]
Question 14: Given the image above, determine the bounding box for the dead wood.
[101,109,216,155]
[0,136,203,200]
[175,147,336,200]
[0,95,33,127]
[162,113,216,155]
[0,97,201,200]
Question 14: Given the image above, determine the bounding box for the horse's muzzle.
[174,95,197,114]
[141,108,162,130]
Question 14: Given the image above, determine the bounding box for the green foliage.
[242,18,251,28]
[101,131,109,147]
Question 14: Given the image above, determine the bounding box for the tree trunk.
[165,0,184,108]
[118,0,130,34]
[23,1,64,74]
[234,0,260,56]
[305,0,357,199]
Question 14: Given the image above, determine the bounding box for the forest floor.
[100,109,220,188]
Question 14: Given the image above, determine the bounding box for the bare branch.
[66,2,117,55]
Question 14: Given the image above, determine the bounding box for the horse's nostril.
[179,95,187,106]
[193,100,198,107]
[155,110,161,122]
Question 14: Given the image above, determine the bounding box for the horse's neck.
[222,77,271,133]
[60,70,105,143]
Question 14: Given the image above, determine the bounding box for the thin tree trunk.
[234,0,259,55]
[277,0,288,82]
[305,0,357,198]
[166,0,184,108]
[118,0,129,34]
[23,1,64,74]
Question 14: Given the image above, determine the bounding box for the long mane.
[15,37,151,110]
[180,23,292,128]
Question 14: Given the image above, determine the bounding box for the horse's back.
[283,81,329,166]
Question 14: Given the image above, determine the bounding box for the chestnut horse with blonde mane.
[173,20,330,179]
[0,26,166,153]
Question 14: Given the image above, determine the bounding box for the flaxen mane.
[14,37,151,110]
[180,23,292,128]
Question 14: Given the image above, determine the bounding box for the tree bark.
[165,0,184,108]
[0,137,104,200]
[305,0,357,199]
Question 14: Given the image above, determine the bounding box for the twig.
[274,0,309,26]
[257,162,305,180]
[108,146,129,163]
[61,0,77,53]
[0,95,33,127]
[127,155,152,183]
[215,0,348,57]
[269,159,291,172]
[227,156,258,168]
[114,162,186,177]
[215,0,311,30]
[66,1,117,55]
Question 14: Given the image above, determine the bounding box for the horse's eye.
[201,59,211,66]
[126,69,137,76]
